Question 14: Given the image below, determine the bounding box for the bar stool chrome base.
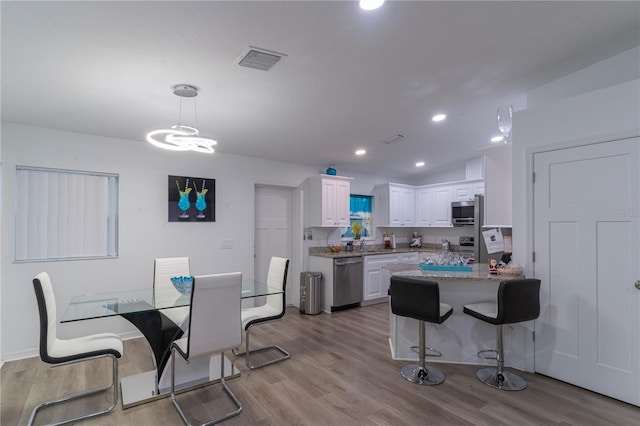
[476,367,527,391]
[401,364,445,386]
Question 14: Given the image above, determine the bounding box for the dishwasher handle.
[334,257,362,266]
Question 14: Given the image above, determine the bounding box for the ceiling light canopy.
[415,161,425,167]
[432,113,446,122]
[146,85,217,154]
[355,149,366,156]
[359,0,385,11]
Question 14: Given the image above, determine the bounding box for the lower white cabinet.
[363,252,419,304]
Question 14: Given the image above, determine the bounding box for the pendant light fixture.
[496,105,513,144]
[146,85,217,153]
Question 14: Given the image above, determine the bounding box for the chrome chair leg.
[232,326,290,370]
[171,349,243,425]
[475,324,527,391]
[401,321,445,386]
[28,354,119,426]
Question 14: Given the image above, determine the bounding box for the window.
[14,166,119,262]
[341,194,373,240]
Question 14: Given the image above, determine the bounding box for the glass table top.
[61,278,282,323]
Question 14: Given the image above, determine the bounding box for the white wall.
[483,143,512,227]
[513,79,640,276]
[526,46,640,108]
[0,123,320,361]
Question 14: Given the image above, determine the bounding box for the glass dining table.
[62,278,283,408]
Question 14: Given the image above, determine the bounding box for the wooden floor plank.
[2,303,638,425]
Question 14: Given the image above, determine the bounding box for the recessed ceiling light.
[416,161,425,167]
[432,113,446,122]
[491,135,504,143]
[360,0,385,11]
[355,149,366,156]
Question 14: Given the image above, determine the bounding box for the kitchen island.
[387,263,534,372]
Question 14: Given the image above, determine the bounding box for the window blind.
[15,166,119,261]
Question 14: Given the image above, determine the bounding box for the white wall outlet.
[221,239,233,249]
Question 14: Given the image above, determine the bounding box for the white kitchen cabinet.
[430,185,453,227]
[397,252,419,264]
[415,186,432,226]
[466,157,485,181]
[452,183,473,202]
[472,181,485,197]
[307,175,352,227]
[374,183,415,227]
[363,254,397,304]
[363,252,419,305]
[452,180,484,201]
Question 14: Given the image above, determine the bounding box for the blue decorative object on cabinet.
[326,167,337,176]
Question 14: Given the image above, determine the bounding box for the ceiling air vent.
[382,134,406,144]
[237,46,287,71]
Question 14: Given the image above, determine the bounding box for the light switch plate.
[220,239,233,249]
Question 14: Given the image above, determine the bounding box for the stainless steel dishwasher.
[332,257,363,311]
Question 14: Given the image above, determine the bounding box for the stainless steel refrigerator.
[473,195,512,264]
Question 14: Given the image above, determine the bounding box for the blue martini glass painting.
[193,180,208,219]
[176,178,192,218]
[169,175,215,222]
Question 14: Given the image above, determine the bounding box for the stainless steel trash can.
[300,272,322,315]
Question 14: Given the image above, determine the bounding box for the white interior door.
[533,138,640,405]
[254,185,292,296]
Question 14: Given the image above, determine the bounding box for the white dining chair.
[170,272,243,425]
[233,257,290,369]
[30,272,123,426]
[154,257,191,328]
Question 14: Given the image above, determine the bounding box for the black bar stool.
[463,278,541,391]
[389,276,452,385]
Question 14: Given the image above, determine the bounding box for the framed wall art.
[168,175,215,222]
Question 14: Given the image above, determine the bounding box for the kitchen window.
[341,194,373,240]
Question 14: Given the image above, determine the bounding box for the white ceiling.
[2,1,639,179]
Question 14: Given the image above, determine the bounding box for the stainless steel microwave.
[451,200,475,226]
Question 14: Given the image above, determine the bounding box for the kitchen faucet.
[360,239,366,252]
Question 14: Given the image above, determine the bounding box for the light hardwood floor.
[2,303,638,425]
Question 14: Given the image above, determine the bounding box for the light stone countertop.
[387,263,524,281]
[308,243,472,259]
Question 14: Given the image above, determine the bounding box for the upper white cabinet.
[472,181,485,197]
[415,186,433,226]
[466,157,485,181]
[374,183,415,227]
[430,185,453,227]
[452,179,485,202]
[374,180,484,229]
[307,175,352,227]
